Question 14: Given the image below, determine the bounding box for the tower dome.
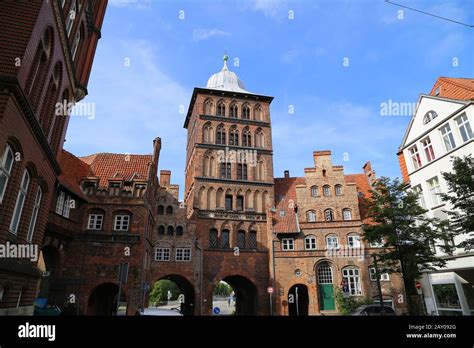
[206,54,249,93]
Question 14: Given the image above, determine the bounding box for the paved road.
[152,296,236,315]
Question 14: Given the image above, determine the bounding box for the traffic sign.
[415,281,422,289]
[213,307,220,315]
[267,286,274,294]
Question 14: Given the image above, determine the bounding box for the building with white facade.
[398,77,474,315]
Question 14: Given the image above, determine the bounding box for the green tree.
[362,177,453,314]
[149,280,180,305]
[335,289,372,315]
[440,156,474,251]
[213,282,232,296]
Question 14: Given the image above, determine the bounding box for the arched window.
[305,235,317,250]
[65,0,76,36]
[10,169,30,234]
[323,185,331,196]
[203,123,213,143]
[158,225,165,235]
[167,226,174,235]
[209,228,218,248]
[318,263,333,284]
[216,124,226,145]
[342,208,352,221]
[310,185,318,197]
[335,184,342,196]
[326,234,338,249]
[158,205,164,215]
[204,99,213,115]
[166,206,173,215]
[423,110,438,125]
[0,144,15,203]
[242,127,251,147]
[347,233,360,248]
[255,128,265,148]
[71,23,84,61]
[229,126,239,146]
[26,186,43,242]
[242,104,250,119]
[40,62,63,140]
[255,158,265,181]
[220,229,230,249]
[342,267,362,295]
[230,103,238,118]
[216,100,226,116]
[249,230,257,249]
[26,27,54,111]
[237,230,246,249]
[50,89,70,155]
[324,208,334,221]
[254,104,262,121]
[176,226,184,236]
[306,210,316,222]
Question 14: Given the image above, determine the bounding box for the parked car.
[350,304,396,316]
[33,304,62,316]
[135,307,183,316]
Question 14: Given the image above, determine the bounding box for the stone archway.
[152,274,196,316]
[212,275,257,315]
[288,284,309,316]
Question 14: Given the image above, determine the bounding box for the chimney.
[284,170,290,178]
[160,170,171,188]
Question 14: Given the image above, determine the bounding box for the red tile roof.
[58,150,91,199]
[430,77,474,100]
[272,177,304,234]
[80,153,153,187]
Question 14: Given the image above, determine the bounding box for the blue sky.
[66,0,474,198]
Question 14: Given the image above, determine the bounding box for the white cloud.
[244,0,288,19]
[192,28,231,42]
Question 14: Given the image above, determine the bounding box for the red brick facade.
[0,0,107,315]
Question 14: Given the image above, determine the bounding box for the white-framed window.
[427,176,441,206]
[412,185,426,209]
[55,191,65,214]
[26,186,42,242]
[65,0,76,36]
[62,195,71,218]
[0,144,14,204]
[347,234,360,248]
[155,247,170,261]
[310,185,318,197]
[342,209,352,221]
[71,29,81,61]
[421,137,435,163]
[335,184,342,196]
[455,113,473,143]
[87,214,103,230]
[439,123,456,152]
[423,110,438,125]
[323,185,331,196]
[306,210,316,222]
[10,169,30,234]
[305,235,317,250]
[326,235,339,249]
[369,267,390,281]
[342,267,362,296]
[324,208,334,221]
[176,247,191,261]
[408,145,422,170]
[114,214,130,231]
[282,238,294,251]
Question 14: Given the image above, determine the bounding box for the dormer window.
[109,182,121,188]
[423,110,438,125]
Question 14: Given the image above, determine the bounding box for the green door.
[319,284,335,310]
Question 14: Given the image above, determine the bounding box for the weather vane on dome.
[222,49,229,70]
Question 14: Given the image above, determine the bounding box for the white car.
[135,308,183,316]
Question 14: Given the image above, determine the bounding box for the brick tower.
[183,54,274,315]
